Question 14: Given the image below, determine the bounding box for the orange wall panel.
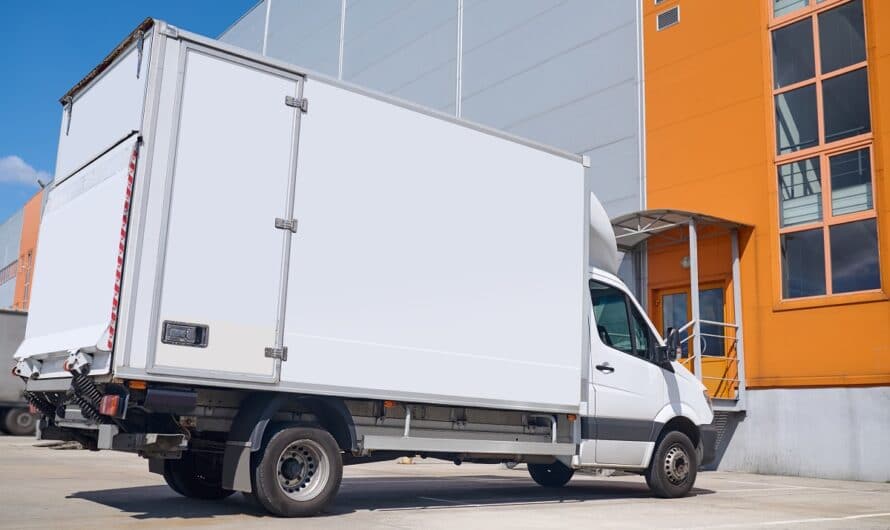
[13,190,42,311]
[647,228,732,291]
[643,0,890,388]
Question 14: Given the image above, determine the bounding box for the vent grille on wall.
[657,6,680,31]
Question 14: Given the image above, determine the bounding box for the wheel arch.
[656,415,700,448]
[287,396,357,453]
[221,392,356,493]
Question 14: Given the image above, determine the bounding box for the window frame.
[0,260,17,286]
[778,141,879,299]
[590,280,657,363]
[771,0,871,162]
[768,0,882,305]
[771,0,857,27]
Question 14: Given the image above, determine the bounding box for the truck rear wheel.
[163,452,234,500]
[2,408,36,436]
[645,430,697,498]
[252,426,343,517]
[528,461,574,487]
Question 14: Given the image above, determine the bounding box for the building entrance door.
[654,284,737,398]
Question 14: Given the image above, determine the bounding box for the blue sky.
[0,0,258,223]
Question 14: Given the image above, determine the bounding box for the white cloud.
[0,155,49,187]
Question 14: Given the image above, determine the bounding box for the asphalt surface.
[0,435,888,529]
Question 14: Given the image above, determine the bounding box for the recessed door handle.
[595,363,615,373]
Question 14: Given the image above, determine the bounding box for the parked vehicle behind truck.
[1,309,36,435]
[14,19,716,517]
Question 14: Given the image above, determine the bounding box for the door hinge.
[274,218,298,233]
[285,96,308,113]
[265,346,288,361]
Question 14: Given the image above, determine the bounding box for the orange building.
[639,0,888,480]
[0,189,43,311]
[13,191,43,311]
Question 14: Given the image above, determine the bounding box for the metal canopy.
[610,208,751,412]
[610,209,749,252]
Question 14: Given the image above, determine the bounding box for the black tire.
[645,430,697,498]
[163,452,235,500]
[528,461,575,487]
[252,426,343,517]
[3,408,36,436]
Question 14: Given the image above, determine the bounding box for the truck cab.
[586,268,716,482]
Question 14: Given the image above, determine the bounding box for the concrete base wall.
[717,387,890,482]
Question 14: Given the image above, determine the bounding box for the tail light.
[99,395,121,417]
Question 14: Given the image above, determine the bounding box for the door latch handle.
[595,363,615,373]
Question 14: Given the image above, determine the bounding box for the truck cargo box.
[16,19,596,413]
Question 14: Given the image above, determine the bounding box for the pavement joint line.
[382,498,591,511]
[417,496,464,504]
[714,486,807,493]
[713,478,889,493]
[688,511,890,528]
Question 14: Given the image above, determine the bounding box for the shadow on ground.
[68,474,715,520]
[68,485,268,520]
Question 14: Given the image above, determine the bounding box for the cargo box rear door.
[14,135,140,377]
[147,43,303,382]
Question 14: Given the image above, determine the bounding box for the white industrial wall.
[718,387,890,482]
[0,211,23,308]
[220,0,647,292]
[0,310,26,403]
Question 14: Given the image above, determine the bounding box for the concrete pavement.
[0,435,888,529]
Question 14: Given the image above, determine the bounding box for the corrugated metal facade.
[0,211,23,308]
[221,0,646,291]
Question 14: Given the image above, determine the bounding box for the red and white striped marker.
[106,143,139,351]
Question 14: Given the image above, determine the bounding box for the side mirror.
[661,327,680,362]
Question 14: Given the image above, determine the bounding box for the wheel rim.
[15,412,34,429]
[276,439,330,501]
[663,444,690,485]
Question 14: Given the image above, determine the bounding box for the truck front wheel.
[252,426,343,517]
[645,430,697,498]
[163,452,234,500]
[2,408,36,436]
[528,461,574,487]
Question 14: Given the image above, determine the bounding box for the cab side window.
[590,282,633,355]
[591,281,653,362]
[629,306,654,360]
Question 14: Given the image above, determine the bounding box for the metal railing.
[676,319,742,402]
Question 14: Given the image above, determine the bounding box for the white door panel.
[15,136,140,375]
[152,46,300,379]
[589,279,667,465]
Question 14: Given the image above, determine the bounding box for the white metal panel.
[590,193,619,275]
[15,137,139,372]
[0,311,27,402]
[280,79,586,411]
[123,35,183,371]
[55,33,152,181]
[151,47,300,378]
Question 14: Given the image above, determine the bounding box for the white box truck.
[14,19,715,516]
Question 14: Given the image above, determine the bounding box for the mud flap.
[221,393,285,492]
